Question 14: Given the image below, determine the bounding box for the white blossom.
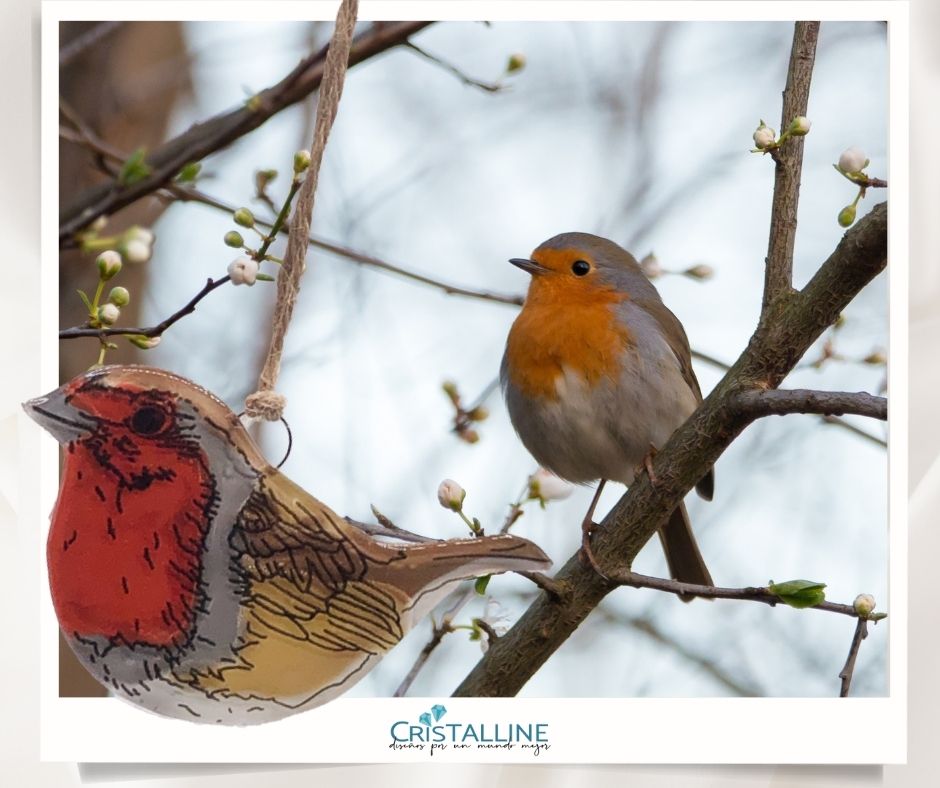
[528,467,574,502]
[838,146,868,174]
[227,256,259,286]
[437,479,466,511]
[96,250,122,280]
[853,593,876,617]
[752,121,776,150]
[97,303,120,325]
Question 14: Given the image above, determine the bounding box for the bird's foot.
[579,517,608,579]
[642,444,659,486]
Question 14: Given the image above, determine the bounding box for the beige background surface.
[2,0,935,785]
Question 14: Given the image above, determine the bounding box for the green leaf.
[255,272,275,282]
[176,161,202,182]
[119,147,152,186]
[474,575,491,595]
[768,579,827,609]
[76,289,93,312]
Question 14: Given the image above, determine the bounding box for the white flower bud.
[97,303,120,325]
[89,216,108,233]
[853,593,876,618]
[122,239,152,264]
[124,226,155,245]
[788,116,811,136]
[96,250,123,280]
[227,256,259,286]
[753,121,776,150]
[528,467,574,502]
[640,252,662,279]
[838,146,868,174]
[437,479,466,511]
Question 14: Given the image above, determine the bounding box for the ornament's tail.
[375,533,551,621]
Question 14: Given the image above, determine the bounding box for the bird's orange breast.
[505,278,630,400]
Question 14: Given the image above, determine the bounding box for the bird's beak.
[23,385,95,444]
[509,257,550,276]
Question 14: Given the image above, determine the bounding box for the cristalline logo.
[389,705,551,757]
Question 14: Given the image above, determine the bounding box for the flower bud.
[122,239,152,264]
[97,303,120,325]
[107,286,130,306]
[853,593,876,618]
[89,216,108,233]
[224,230,245,248]
[753,120,776,150]
[863,350,887,365]
[442,380,459,401]
[507,53,526,73]
[293,149,311,173]
[233,207,255,228]
[788,116,811,136]
[467,406,489,422]
[127,334,161,350]
[640,252,662,279]
[124,226,155,245]
[96,250,123,280]
[838,204,857,227]
[528,467,574,502]
[437,479,466,511]
[461,429,480,444]
[685,264,714,280]
[838,147,868,174]
[227,256,259,286]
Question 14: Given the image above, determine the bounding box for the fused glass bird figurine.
[25,365,550,724]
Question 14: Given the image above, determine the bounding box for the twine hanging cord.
[244,0,359,422]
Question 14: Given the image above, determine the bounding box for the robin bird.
[501,232,713,586]
[24,365,550,724]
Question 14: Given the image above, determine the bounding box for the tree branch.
[452,200,887,698]
[605,570,857,616]
[58,21,433,244]
[732,389,887,420]
[839,617,870,697]
[762,21,820,313]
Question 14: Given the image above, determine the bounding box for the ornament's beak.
[23,386,95,443]
[509,257,550,276]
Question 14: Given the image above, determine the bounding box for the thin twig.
[59,276,231,339]
[404,41,506,93]
[839,617,870,697]
[732,389,887,421]
[59,21,434,243]
[394,619,455,697]
[761,21,820,313]
[474,619,501,645]
[606,569,859,617]
[60,122,525,309]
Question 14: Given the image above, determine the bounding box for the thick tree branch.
[762,21,820,313]
[732,389,886,420]
[452,201,887,698]
[58,21,433,244]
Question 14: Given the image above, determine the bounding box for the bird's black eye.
[129,406,168,436]
[572,260,591,276]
